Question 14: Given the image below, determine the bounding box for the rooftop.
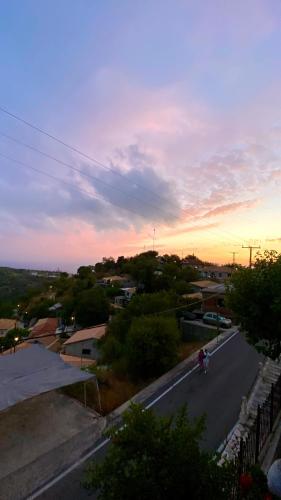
[60,354,96,368]
[102,275,126,282]
[63,324,107,346]
[202,284,226,294]
[30,318,58,338]
[0,319,17,331]
[190,280,218,289]
[199,266,233,273]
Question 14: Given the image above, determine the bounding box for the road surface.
[31,332,261,499]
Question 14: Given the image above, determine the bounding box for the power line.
[0,105,171,206]
[242,244,261,268]
[0,108,251,250]
[0,151,155,220]
[0,130,178,223]
[0,147,246,254]
[230,251,238,264]
[0,107,250,246]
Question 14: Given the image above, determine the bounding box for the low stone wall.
[180,319,218,342]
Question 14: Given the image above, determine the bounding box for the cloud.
[1,67,281,253]
[199,199,260,219]
[0,144,182,235]
[265,237,281,242]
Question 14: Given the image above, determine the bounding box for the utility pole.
[230,251,238,265]
[242,245,261,268]
[152,228,155,252]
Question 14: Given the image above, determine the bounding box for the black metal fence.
[237,372,281,473]
[229,372,281,497]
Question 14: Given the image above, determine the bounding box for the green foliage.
[0,267,54,316]
[0,327,29,351]
[227,250,281,358]
[77,265,95,280]
[100,335,123,364]
[101,291,181,371]
[126,316,180,379]
[127,291,179,317]
[75,288,110,327]
[238,465,272,499]
[84,404,234,500]
[27,298,55,319]
[104,286,122,299]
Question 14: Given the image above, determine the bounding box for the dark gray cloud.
[0,145,181,233]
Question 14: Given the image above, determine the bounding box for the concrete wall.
[64,339,100,360]
[180,319,217,342]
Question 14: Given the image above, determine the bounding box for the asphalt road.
[31,332,261,500]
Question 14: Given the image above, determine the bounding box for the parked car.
[182,311,196,321]
[203,312,232,329]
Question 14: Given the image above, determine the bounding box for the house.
[62,324,106,360]
[0,319,18,338]
[101,275,126,286]
[121,287,136,300]
[198,266,233,281]
[201,283,233,317]
[182,292,203,302]
[29,317,59,349]
[190,280,218,292]
[114,287,136,307]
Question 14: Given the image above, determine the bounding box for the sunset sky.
[0,0,281,271]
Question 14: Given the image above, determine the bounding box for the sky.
[0,0,281,271]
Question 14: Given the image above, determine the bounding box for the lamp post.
[14,336,19,354]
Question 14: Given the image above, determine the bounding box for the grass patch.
[178,340,205,362]
[62,370,145,416]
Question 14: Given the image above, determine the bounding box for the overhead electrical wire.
[0,105,246,247]
[0,105,170,205]
[0,151,150,219]
[0,130,179,223]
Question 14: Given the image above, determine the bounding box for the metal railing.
[230,372,281,497]
[238,373,281,472]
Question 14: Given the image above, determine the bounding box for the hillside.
[0,267,58,316]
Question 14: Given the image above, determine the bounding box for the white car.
[203,312,232,329]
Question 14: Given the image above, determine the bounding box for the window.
[217,298,225,307]
[82,348,91,355]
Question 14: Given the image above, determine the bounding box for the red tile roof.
[30,318,58,338]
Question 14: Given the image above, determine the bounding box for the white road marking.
[28,329,239,499]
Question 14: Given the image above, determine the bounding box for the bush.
[126,316,180,379]
[84,404,234,500]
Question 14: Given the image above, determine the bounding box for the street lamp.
[14,336,19,354]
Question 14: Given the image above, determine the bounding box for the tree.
[126,316,180,379]
[84,404,234,500]
[0,327,29,351]
[77,265,95,280]
[75,288,110,327]
[226,250,281,358]
[101,292,180,368]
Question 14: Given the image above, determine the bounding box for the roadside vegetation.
[227,250,281,359]
[83,404,274,500]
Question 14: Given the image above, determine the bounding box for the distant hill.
[0,267,59,316]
